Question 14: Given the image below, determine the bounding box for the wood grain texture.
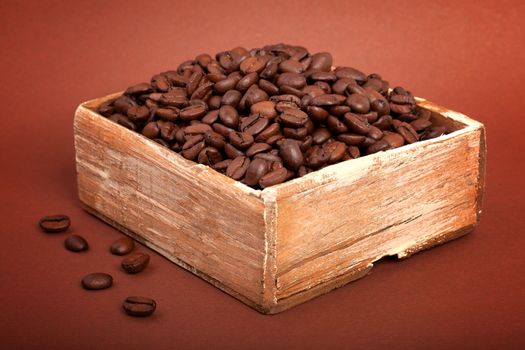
[74,94,485,314]
[262,98,485,309]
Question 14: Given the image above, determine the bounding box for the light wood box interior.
[74,93,486,314]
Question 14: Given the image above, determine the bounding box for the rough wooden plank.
[74,102,267,306]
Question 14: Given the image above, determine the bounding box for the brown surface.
[0,0,523,348]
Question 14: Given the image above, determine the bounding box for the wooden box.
[74,93,486,314]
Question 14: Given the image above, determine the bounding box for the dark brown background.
[1,0,524,349]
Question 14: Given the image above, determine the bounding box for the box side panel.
[272,127,483,301]
[74,106,266,306]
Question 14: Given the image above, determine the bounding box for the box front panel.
[272,128,483,301]
[74,107,266,306]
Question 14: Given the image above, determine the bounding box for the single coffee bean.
[127,105,150,123]
[312,128,332,145]
[323,140,346,163]
[276,73,307,89]
[240,114,269,135]
[219,105,239,128]
[278,108,309,128]
[259,168,288,188]
[229,131,254,149]
[122,253,150,274]
[240,56,267,74]
[366,139,391,155]
[244,158,270,187]
[251,101,277,119]
[179,105,207,121]
[346,94,370,114]
[110,236,135,255]
[198,147,223,165]
[64,235,89,252]
[279,139,304,170]
[383,132,405,148]
[334,66,367,83]
[123,296,157,317]
[142,121,160,139]
[125,82,153,96]
[226,156,251,180]
[246,143,272,157]
[343,113,371,135]
[81,273,113,290]
[39,214,70,233]
[309,52,333,72]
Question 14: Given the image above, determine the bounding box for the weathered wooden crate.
[74,93,485,314]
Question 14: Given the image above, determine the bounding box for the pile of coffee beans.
[39,214,156,317]
[97,44,447,189]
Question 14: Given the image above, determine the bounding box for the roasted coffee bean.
[123,297,157,317]
[246,143,272,157]
[114,96,138,114]
[367,125,384,140]
[39,214,70,233]
[97,100,115,117]
[251,101,277,119]
[366,139,391,154]
[109,113,136,130]
[337,133,366,146]
[110,236,135,256]
[221,89,242,107]
[373,115,393,130]
[181,140,205,160]
[343,113,371,135]
[156,107,179,122]
[127,105,150,123]
[244,158,270,186]
[395,122,419,144]
[229,131,254,149]
[346,94,370,114]
[283,127,308,139]
[184,123,212,135]
[326,115,349,134]
[212,159,232,172]
[142,121,160,139]
[125,83,153,96]
[323,140,346,163]
[258,79,280,95]
[278,109,309,128]
[236,72,259,92]
[226,156,250,180]
[279,139,303,170]
[219,105,239,128]
[81,273,113,290]
[276,73,307,89]
[240,56,267,74]
[309,52,333,72]
[312,128,331,145]
[204,130,226,148]
[420,126,446,140]
[122,253,150,274]
[347,145,360,159]
[259,168,288,188]
[410,117,432,131]
[383,132,405,148]
[335,67,367,83]
[255,123,280,142]
[240,114,269,135]
[305,146,330,169]
[198,147,223,165]
[224,143,245,159]
[64,235,88,252]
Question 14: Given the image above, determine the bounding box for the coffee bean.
[110,236,135,255]
[226,156,250,180]
[244,158,270,187]
[309,52,333,72]
[39,214,70,233]
[122,253,150,274]
[81,273,113,290]
[240,114,269,135]
[219,105,239,128]
[278,109,309,128]
[343,113,371,135]
[240,56,266,74]
[383,132,405,148]
[180,105,207,121]
[251,101,277,119]
[279,139,303,170]
[259,168,288,188]
[276,73,307,89]
[64,235,89,252]
[123,297,157,317]
[229,131,254,149]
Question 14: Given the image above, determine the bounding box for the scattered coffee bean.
[81,273,113,290]
[64,235,89,252]
[123,296,157,317]
[98,44,449,189]
[110,236,135,256]
[121,253,150,274]
[39,214,71,233]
